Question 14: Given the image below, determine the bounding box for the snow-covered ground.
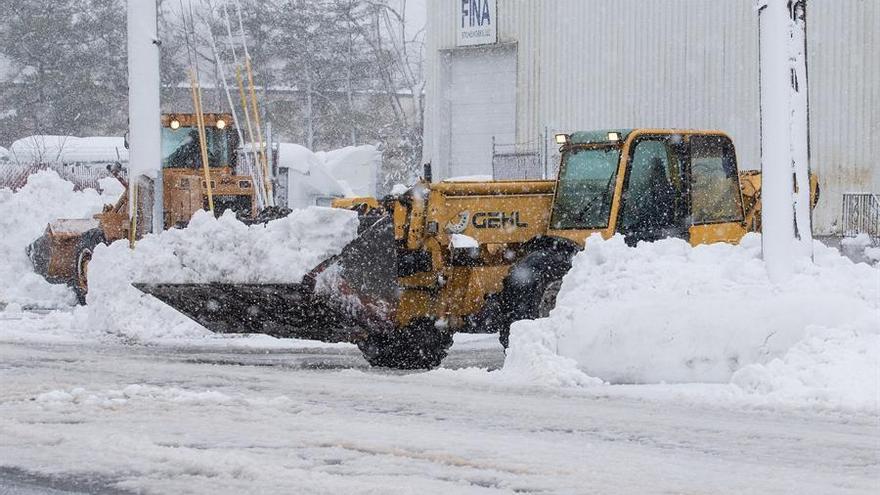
[0,324,877,495]
[1,173,878,493]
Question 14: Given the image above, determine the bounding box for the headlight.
[216,119,226,129]
[170,119,181,130]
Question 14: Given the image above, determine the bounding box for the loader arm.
[738,170,819,233]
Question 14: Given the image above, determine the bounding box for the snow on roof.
[276,143,381,201]
[276,143,320,175]
[9,135,129,165]
[315,146,381,198]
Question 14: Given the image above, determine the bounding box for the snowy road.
[1,333,877,494]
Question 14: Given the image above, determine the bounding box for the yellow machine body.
[28,113,256,302]
[386,129,767,329]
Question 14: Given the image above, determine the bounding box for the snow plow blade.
[134,214,399,343]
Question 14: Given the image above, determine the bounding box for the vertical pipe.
[245,57,273,206]
[127,0,162,236]
[190,70,215,212]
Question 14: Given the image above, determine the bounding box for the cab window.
[550,146,621,229]
[162,126,232,169]
[618,138,686,237]
[689,135,743,224]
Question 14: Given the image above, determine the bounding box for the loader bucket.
[27,219,100,284]
[134,214,400,343]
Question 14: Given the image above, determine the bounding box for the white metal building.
[422,0,879,235]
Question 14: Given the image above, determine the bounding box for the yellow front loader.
[137,129,817,369]
[27,113,259,303]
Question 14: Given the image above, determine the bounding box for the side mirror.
[123,131,130,150]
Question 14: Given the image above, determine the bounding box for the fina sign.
[457,0,497,46]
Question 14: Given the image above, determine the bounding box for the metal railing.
[842,193,880,238]
[0,162,122,191]
[492,138,544,180]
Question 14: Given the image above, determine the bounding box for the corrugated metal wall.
[808,0,880,233]
[424,0,879,234]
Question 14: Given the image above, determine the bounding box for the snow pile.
[841,233,880,265]
[316,145,381,198]
[505,234,879,409]
[732,322,879,410]
[86,207,359,341]
[0,171,121,308]
[277,143,380,208]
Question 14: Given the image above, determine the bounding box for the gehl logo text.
[472,212,527,229]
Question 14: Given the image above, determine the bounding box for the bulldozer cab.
[548,129,747,247]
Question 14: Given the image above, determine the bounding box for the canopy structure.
[8,135,128,166]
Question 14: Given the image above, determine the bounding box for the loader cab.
[161,113,238,170]
[159,113,255,227]
[549,129,747,246]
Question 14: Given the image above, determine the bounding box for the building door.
[443,45,516,179]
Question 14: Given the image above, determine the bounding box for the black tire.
[70,229,106,305]
[357,319,454,370]
[493,250,573,348]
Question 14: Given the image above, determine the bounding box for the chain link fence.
[1,162,122,191]
[491,134,547,180]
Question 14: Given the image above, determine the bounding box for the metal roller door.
[445,46,516,178]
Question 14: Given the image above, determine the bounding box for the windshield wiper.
[575,174,616,225]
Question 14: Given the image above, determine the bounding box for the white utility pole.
[757,0,813,281]
[127,0,163,235]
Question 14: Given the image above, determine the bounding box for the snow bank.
[277,143,380,208]
[0,171,121,308]
[316,145,381,198]
[841,233,880,265]
[505,234,879,409]
[732,321,879,410]
[86,207,359,341]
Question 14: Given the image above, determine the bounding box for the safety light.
[555,133,570,145]
[170,119,181,130]
[607,132,620,142]
[216,119,227,129]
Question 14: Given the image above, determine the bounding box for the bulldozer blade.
[134,213,400,342]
